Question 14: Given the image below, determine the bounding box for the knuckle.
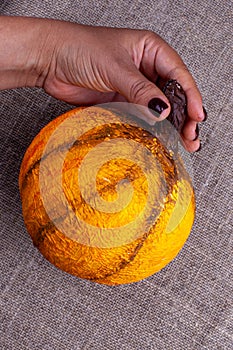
[169,64,189,79]
[142,29,161,42]
[130,80,152,101]
[140,29,154,37]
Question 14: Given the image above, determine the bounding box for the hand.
[0,17,206,152]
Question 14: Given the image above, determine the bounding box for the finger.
[46,81,126,105]
[182,119,198,141]
[168,66,205,123]
[152,39,206,122]
[140,33,206,123]
[181,134,201,153]
[112,61,171,121]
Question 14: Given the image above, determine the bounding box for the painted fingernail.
[193,124,199,141]
[148,98,169,117]
[203,106,208,121]
[195,142,202,152]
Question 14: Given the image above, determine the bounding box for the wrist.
[0,16,56,90]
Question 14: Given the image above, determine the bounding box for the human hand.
[41,21,206,152]
[0,17,207,152]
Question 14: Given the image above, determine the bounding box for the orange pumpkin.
[19,105,195,285]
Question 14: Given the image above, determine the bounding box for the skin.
[0,16,206,152]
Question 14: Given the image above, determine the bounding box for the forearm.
[0,16,55,90]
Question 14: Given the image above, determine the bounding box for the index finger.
[153,36,205,122]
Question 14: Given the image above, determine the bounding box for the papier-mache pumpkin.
[19,83,195,286]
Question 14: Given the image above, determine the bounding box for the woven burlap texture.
[0,1,232,349]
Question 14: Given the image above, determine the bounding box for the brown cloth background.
[0,1,232,349]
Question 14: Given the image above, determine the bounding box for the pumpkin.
[19,104,195,285]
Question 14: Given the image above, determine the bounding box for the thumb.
[115,65,171,121]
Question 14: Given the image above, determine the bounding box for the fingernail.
[193,124,199,141]
[203,106,208,121]
[195,142,202,152]
[148,98,169,117]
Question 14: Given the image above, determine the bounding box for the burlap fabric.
[0,1,232,349]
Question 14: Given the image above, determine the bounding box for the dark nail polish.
[195,143,202,152]
[193,124,199,141]
[203,106,208,121]
[148,98,169,117]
